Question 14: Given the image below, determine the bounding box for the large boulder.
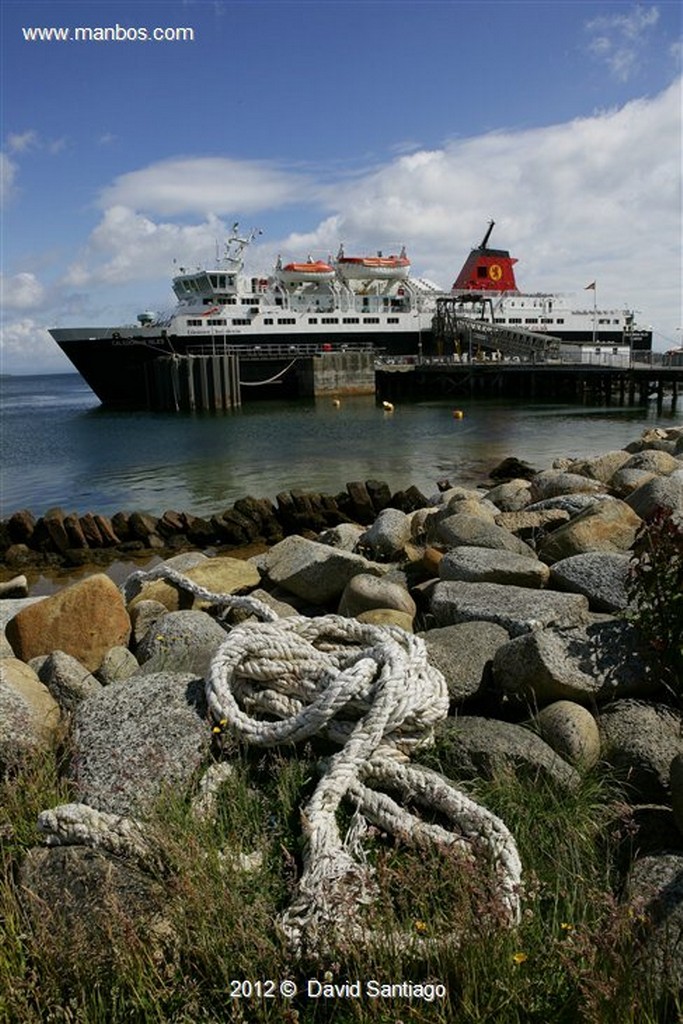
[135,609,228,678]
[599,700,683,803]
[0,658,62,774]
[439,546,549,588]
[430,580,589,637]
[529,470,606,501]
[624,854,683,997]
[419,621,510,703]
[421,716,580,789]
[427,513,534,557]
[566,450,630,484]
[548,551,632,612]
[175,557,262,610]
[34,650,102,713]
[69,671,210,816]
[534,701,601,770]
[5,574,131,673]
[492,620,657,706]
[625,470,683,520]
[483,479,533,512]
[357,508,412,561]
[261,535,384,605]
[338,573,416,620]
[19,845,175,968]
[537,499,641,564]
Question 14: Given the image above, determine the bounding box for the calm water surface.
[1,373,681,519]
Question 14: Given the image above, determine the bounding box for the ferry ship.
[49,222,652,406]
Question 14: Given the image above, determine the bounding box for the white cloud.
[584,4,660,81]
[0,272,46,310]
[63,206,234,286]
[6,130,39,153]
[0,318,72,374]
[99,157,316,216]
[0,152,18,206]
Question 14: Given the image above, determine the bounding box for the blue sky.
[1,0,681,373]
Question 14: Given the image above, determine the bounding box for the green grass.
[1,743,680,1024]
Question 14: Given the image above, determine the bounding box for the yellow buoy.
[382,401,394,412]
[452,409,464,419]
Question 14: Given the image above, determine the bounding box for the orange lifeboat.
[276,256,335,284]
[336,245,410,281]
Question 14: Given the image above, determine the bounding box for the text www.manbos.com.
[22,24,195,43]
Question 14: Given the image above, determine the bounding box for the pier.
[143,346,376,411]
[376,359,682,412]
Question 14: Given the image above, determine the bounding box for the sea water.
[1,373,681,519]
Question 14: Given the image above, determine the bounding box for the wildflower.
[414,920,428,934]
[511,952,528,964]
[212,718,229,735]
[560,922,574,931]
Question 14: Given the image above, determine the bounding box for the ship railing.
[182,340,377,359]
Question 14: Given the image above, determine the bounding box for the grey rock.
[130,598,168,648]
[483,479,533,512]
[96,645,140,685]
[357,508,412,560]
[261,535,384,605]
[622,449,681,476]
[626,470,683,519]
[439,546,549,588]
[492,619,657,705]
[624,854,683,996]
[549,551,632,612]
[317,523,365,551]
[566,450,630,484]
[530,470,606,501]
[428,513,535,557]
[0,658,62,773]
[338,572,416,620]
[135,610,228,679]
[537,498,641,564]
[70,671,210,815]
[599,700,683,803]
[418,621,510,703]
[609,467,657,498]
[19,845,175,967]
[421,716,580,789]
[535,700,601,770]
[36,650,102,712]
[525,493,614,517]
[430,580,589,637]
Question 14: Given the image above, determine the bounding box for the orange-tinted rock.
[5,574,131,672]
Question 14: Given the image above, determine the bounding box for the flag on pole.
[585,281,596,290]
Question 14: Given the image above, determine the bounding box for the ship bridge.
[433,295,561,361]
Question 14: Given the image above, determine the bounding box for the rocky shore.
[2,424,683,996]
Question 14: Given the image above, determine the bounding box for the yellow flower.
[511,952,528,964]
[560,922,574,931]
[414,920,428,933]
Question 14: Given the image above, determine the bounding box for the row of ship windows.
[494,317,621,325]
[187,316,400,327]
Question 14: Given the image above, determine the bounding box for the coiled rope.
[42,563,522,956]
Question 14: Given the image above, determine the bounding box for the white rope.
[40,564,522,957]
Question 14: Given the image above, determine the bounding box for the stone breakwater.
[1,425,683,983]
[0,480,432,575]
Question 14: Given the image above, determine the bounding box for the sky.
[1,0,681,374]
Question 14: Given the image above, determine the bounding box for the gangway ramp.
[433,297,561,361]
